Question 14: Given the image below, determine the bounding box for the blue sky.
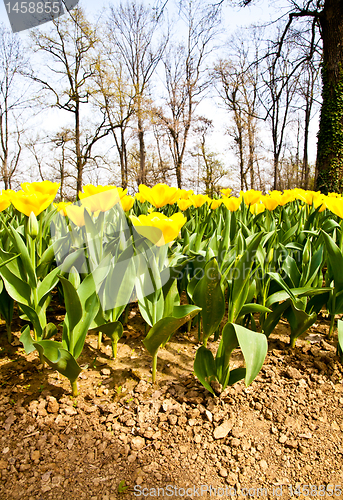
[1,0,275,34]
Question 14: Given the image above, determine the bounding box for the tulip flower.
[79,185,127,213]
[10,191,56,217]
[120,195,135,212]
[210,199,223,210]
[221,188,232,197]
[54,201,72,216]
[138,183,179,208]
[0,192,10,212]
[177,199,193,211]
[221,196,241,211]
[326,198,343,218]
[135,192,146,203]
[189,194,210,208]
[130,212,186,246]
[178,189,194,200]
[261,196,279,211]
[250,202,265,215]
[240,189,262,206]
[21,181,60,198]
[65,205,90,227]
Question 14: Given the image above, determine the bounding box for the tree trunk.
[137,114,146,186]
[316,0,343,193]
[75,101,83,196]
[303,100,311,189]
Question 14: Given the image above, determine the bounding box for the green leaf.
[43,323,58,339]
[73,292,99,359]
[20,303,43,339]
[321,230,343,289]
[194,346,216,394]
[282,255,301,288]
[90,320,123,346]
[216,322,239,389]
[337,320,343,362]
[229,233,264,322]
[262,299,291,337]
[143,305,201,357]
[20,325,35,354]
[234,323,268,386]
[0,269,31,306]
[238,303,272,318]
[267,272,296,301]
[58,276,82,334]
[33,340,81,383]
[285,303,317,346]
[193,258,225,342]
[228,367,246,385]
[37,267,60,305]
[9,225,37,288]
[163,279,180,318]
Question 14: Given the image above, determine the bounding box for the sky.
[0,0,320,190]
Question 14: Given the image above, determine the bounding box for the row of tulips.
[0,181,343,396]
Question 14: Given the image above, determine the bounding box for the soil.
[0,305,343,500]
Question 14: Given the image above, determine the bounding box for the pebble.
[46,397,59,414]
[279,434,288,444]
[131,437,145,451]
[213,420,233,439]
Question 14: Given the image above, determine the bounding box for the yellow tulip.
[327,192,341,198]
[21,181,60,198]
[221,188,232,197]
[10,191,55,216]
[210,199,223,210]
[135,192,146,203]
[177,199,193,211]
[0,192,10,212]
[138,184,179,208]
[130,212,186,246]
[189,194,210,208]
[221,196,241,211]
[325,198,343,218]
[79,185,127,213]
[313,196,327,212]
[65,205,91,227]
[240,190,262,206]
[178,189,194,200]
[54,201,72,216]
[120,195,135,212]
[250,202,265,215]
[261,196,279,211]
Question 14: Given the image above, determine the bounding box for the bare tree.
[0,24,27,189]
[28,7,112,194]
[155,0,221,188]
[193,117,228,196]
[107,1,168,186]
[214,33,260,190]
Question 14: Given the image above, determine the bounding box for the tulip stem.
[97,331,102,350]
[71,380,78,397]
[152,353,158,384]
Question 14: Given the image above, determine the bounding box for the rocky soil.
[0,310,343,500]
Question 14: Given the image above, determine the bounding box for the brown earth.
[0,306,343,500]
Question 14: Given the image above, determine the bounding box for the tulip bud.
[69,266,80,289]
[28,211,39,239]
[302,240,310,264]
[267,247,274,264]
